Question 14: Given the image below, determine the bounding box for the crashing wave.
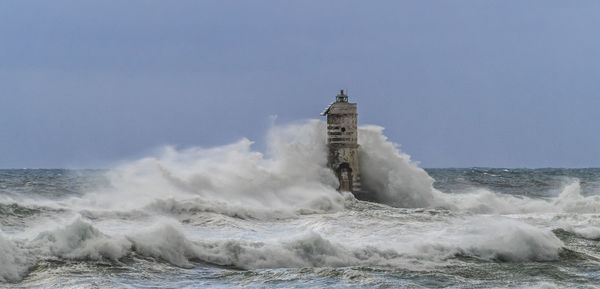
[0,216,565,282]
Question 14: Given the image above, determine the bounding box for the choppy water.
[1,121,600,288]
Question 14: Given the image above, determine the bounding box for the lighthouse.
[321,90,362,194]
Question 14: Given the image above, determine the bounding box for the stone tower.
[321,90,361,193]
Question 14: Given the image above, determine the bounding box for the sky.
[2,0,600,168]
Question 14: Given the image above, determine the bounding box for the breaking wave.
[2,119,598,284]
[356,124,600,215]
[358,125,440,207]
[0,232,31,282]
[0,216,565,282]
[7,119,597,217]
[60,120,344,219]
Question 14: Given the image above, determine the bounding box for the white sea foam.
[569,226,600,240]
[28,219,131,261]
[187,217,563,269]
[358,125,441,208]
[0,214,565,282]
[127,221,201,267]
[0,232,31,282]
[5,120,597,218]
[63,120,344,219]
[404,216,564,262]
[1,119,594,284]
[357,124,600,214]
[71,121,442,217]
[432,181,600,214]
[520,282,559,289]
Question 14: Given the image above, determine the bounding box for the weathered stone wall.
[326,101,361,192]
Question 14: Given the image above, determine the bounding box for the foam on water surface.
[1,120,599,287]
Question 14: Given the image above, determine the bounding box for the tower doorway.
[337,163,353,192]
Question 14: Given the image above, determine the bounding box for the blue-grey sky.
[2,0,600,168]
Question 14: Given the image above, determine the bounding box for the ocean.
[1,120,599,288]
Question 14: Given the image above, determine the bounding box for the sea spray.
[358,125,440,208]
[128,222,201,267]
[436,180,600,214]
[9,120,598,216]
[358,125,600,213]
[0,214,565,283]
[0,232,31,282]
[409,216,564,262]
[29,219,131,261]
[65,120,343,219]
[1,120,598,287]
[62,120,446,216]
